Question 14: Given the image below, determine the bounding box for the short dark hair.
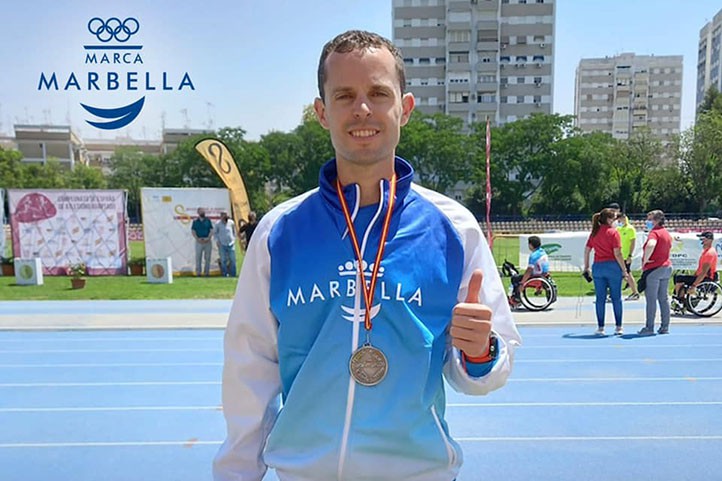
[317,30,406,101]
[528,235,541,249]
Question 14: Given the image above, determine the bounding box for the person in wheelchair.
[673,231,718,311]
[510,236,549,303]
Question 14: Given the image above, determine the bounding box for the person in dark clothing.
[238,211,258,250]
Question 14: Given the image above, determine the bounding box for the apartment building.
[697,8,722,111]
[9,125,209,171]
[13,124,88,168]
[574,53,682,140]
[392,0,555,126]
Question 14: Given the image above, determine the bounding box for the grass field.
[0,238,606,300]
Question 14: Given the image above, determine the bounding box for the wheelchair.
[671,275,722,317]
[501,260,558,311]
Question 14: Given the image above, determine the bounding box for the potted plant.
[68,262,87,289]
[1,257,14,277]
[128,257,145,276]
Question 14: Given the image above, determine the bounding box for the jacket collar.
[318,156,414,236]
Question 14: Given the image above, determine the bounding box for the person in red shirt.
[583,208,634,336]
[672,231,719,311]
[638,210,673,335]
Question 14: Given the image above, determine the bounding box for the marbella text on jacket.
[287,278,423,308]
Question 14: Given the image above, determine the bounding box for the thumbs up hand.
[450,269,493,358]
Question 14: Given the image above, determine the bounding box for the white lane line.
[0,381,220,387]
[2,436,721,448]
[0,440,223,448]
[1,359,720,368]
[457,435,722,442]
[0,406,221,413]
[2,401,720,413]
[516,358,722,363]
[0,348,219,353]
[522,344,722,349]
[1,377,718,388]
[518,332,722,338]
[0,363,223,368]
[448,401,722,407]
[511,377,722,382]
[0,337,221,343]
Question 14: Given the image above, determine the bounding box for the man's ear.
[400,92,415,127]
[314,97,330,130]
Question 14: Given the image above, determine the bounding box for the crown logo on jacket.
[338,260,385,278]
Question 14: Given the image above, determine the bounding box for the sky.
[0,0,719,142]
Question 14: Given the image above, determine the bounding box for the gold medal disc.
[349,345,388,386]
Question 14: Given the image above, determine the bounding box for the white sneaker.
[595,327,605,336]
[614,326,624,335]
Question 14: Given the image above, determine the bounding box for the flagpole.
[485,117,493,248]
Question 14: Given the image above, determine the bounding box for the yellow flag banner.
[194,139,251,230]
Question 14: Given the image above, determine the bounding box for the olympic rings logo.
[87,17,140,43]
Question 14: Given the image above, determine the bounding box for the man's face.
[198,208,206,218]
[314,47,414,170]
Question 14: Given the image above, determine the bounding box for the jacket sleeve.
[442,206,522,396]
[213,218,282,481]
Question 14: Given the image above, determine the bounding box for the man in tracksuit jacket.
[213,30,521,481]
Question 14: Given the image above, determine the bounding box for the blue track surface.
[1,326,720,481]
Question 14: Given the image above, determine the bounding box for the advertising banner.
[519,231,722,272]
[7,189,128,275]
[140,187,231,276]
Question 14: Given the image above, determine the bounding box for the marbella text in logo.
[37,16,195,130]
[286,260,423,323]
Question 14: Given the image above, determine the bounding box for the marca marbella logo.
[286,259,423,321]
[37,16,195,130]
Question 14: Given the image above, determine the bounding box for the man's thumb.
[464,269,484,303]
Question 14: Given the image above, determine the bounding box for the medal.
[349,343,388,386]
[336,173,397,386]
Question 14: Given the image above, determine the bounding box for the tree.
[107,147,161,220]
[697,86,722,116]
[678,112,722,212]
[467,113,576,216]
[531,131,617,215]
[397,111,472,194]
[608,127,663,212]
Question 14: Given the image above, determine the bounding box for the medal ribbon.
[335,175,397,332]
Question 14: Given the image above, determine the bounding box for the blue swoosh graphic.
[80,96,145,130]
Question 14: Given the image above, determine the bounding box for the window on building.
[404,58,414,65]
[533,95,541,103]
[516,56,527,62]
[501,96,508,103]
[517,96,525,103]
[477,29,497,42]
[449,92,470,103]
[450,51,469,63]
[533,55,544,62]
[436,57,446,64]
[534,76,542,84]
[517,76,525,84]
[477,93,496,103]
[449,30,471,43]
[419,58,430,65]
[500,56,511,63]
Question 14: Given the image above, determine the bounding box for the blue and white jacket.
[214,157,521,481]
